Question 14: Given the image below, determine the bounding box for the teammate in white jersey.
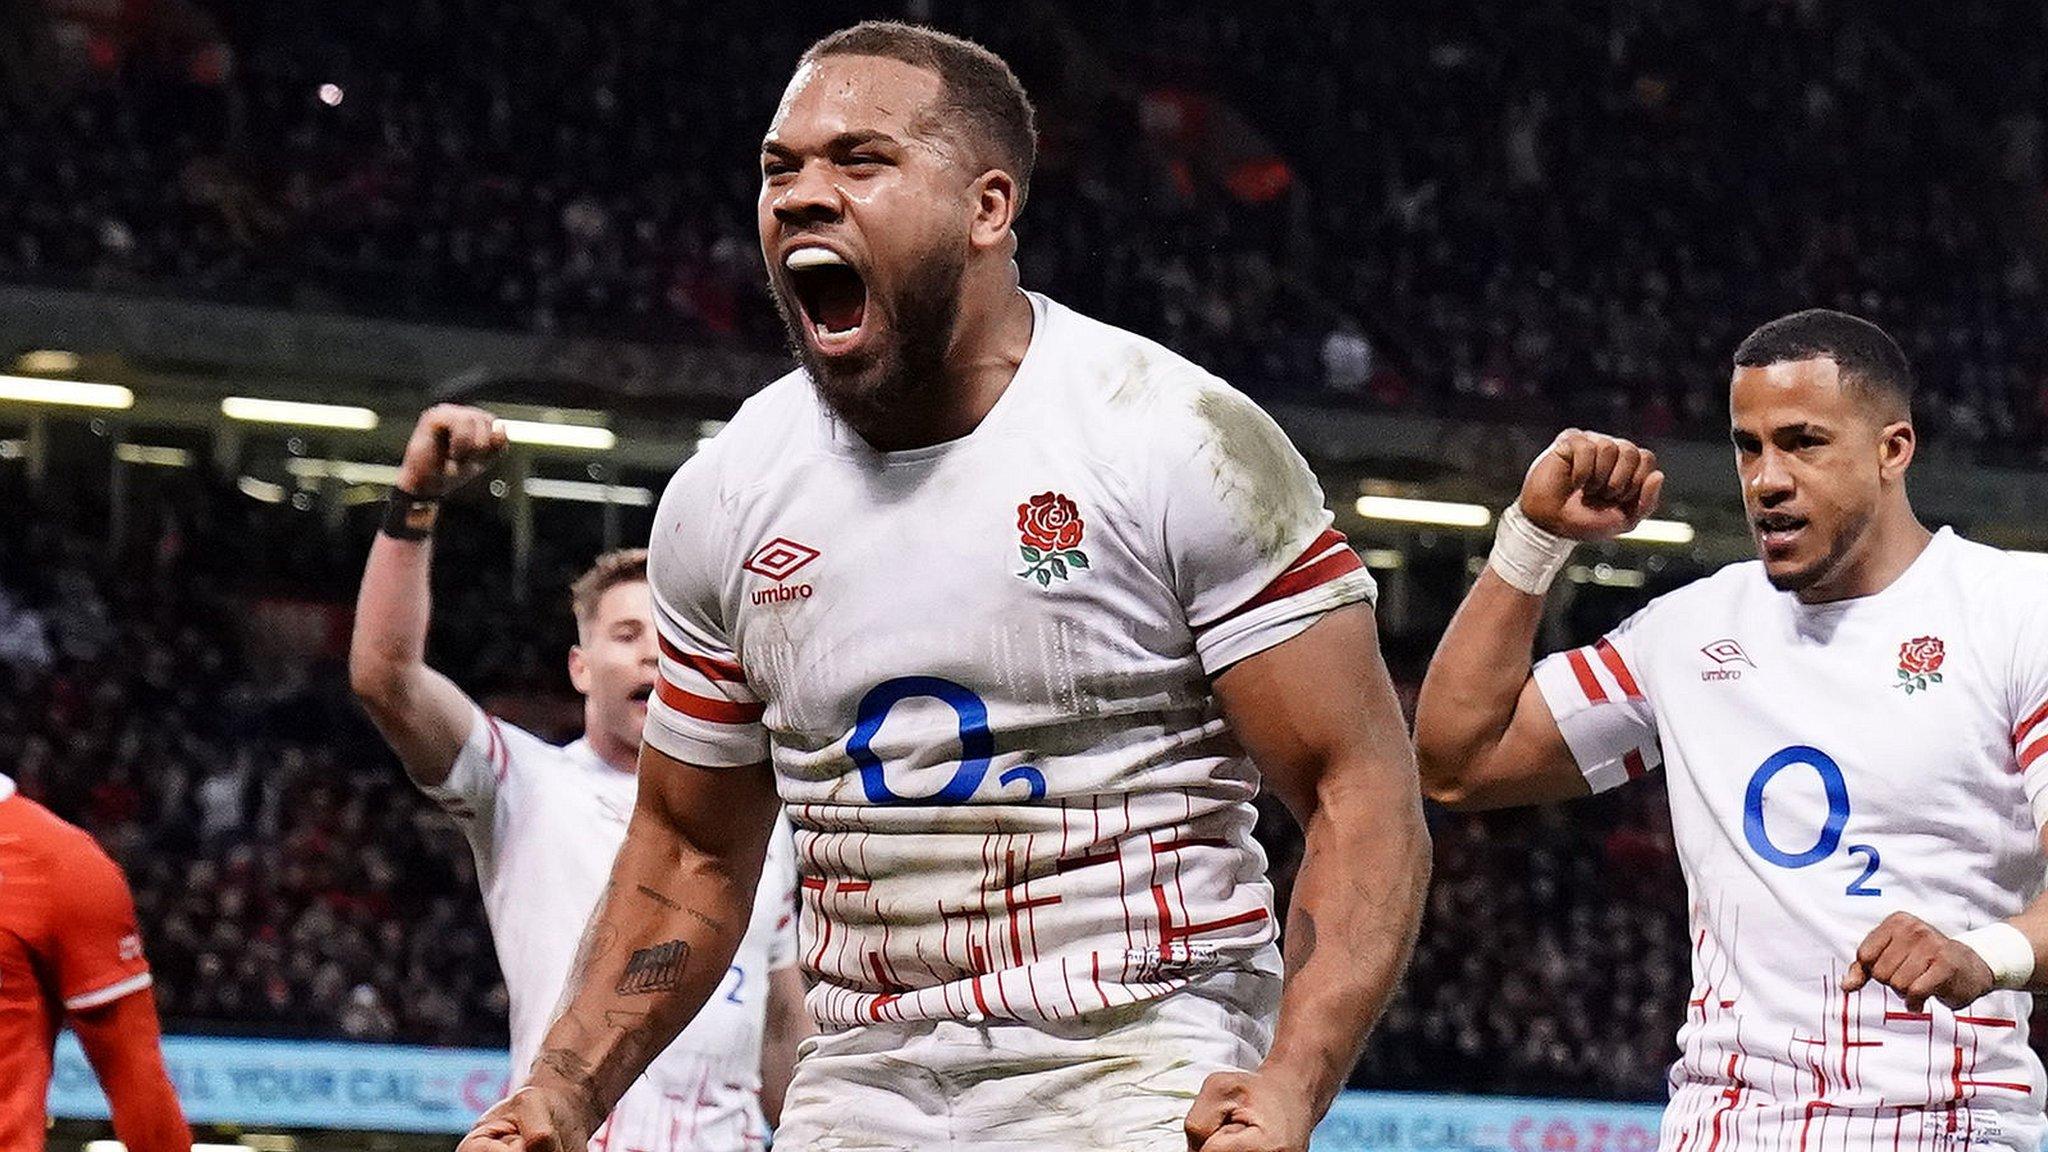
[459,20,1430,1152]
[349,406,808,1152]
[1415,308,2048,1152]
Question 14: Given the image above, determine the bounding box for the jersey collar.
[565,737,636,778]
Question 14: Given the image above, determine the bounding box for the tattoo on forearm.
[616,939,691,995]
[1287,910,1320,974]
[636,884,682,910]
[683,904,727,934]
[536,1047,594,1084]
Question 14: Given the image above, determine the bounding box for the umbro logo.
[744,538,820,582]
[1700,638,1753,681]
[745,537,819,606]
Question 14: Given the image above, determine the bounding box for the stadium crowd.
[3,0,2048,460]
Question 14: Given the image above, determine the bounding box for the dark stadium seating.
[4,0,2048,460]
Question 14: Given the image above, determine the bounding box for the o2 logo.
[1742,745,1882,896]
[848,676,1045,804]
[718,964,747,1005]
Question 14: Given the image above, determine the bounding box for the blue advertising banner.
[1314,1091,1666,1152]
[53,1034,1670,1145]
[50,1034,512,1133]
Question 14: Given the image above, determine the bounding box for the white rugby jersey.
[422,709,798,1151]
[644,291,1376,1029]
[1535,528,2048,1152]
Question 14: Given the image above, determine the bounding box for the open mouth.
[1754,513,1807,553]
[785,246,868,353]
[629,685,653,705]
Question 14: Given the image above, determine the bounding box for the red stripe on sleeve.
[682,652,746,684]
[1294,528,1348,564]
[1594,637,1642,700]
[1565,648,1608,703]
[657,633,747,684]
[2019,734,2048,773]
[2014,699,2048,748]
[1623,748,1648,780]
[484,715,510,782]
[1215,531,1363,625]
[656,677,766,725]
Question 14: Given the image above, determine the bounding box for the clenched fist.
[397,404,509,500]
[457,1085,594,1152]
[1843,912,1996,1013]
[1185,1069,1316,1152]
[1518,429,1664,542]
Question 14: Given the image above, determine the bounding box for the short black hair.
[804,21,1037,210]
[1732,308,1915,419]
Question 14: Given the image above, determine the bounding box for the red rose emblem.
[1898,636,1944,675]
[1017,492,1084,552]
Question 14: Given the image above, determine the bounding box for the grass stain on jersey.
[1193,386,1321,561]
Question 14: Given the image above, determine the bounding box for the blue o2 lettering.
[719,964,746,1005]
[849,676,1045,804]
[1741,744,1881,895]
[1844,845,1883,897]
[1742,745,1848,866]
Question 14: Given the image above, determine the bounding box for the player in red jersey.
[0,772,191,1151]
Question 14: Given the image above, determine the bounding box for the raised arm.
[1184,604,1429,1152]
[348,405,508,786]
[458,745,782,1152]
[1413,430,1662,810]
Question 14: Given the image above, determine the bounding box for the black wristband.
[381,488,441,540]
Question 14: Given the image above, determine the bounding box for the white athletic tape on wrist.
[1956,922,2035,990]
[1488,503,1576,595]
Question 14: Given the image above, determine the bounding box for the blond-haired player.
[351,405,808,1151]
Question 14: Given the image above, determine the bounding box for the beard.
[1762,506,1867,596]
[774,241,967,434]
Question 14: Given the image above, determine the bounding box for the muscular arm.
[757,964,811,1128]
[1414,429,1662,810]
[1211,604,1430,1124]
[515,744,781,1140]
[348,405,506,787]
[1411,568,1589,810]
[72,990,191,1152]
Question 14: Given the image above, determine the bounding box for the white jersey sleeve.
[2008,589,2048,829]
[644,452,770,769]
[1531,606,1663,792]
[415,704,524,826]
[1155,381,1377,674]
